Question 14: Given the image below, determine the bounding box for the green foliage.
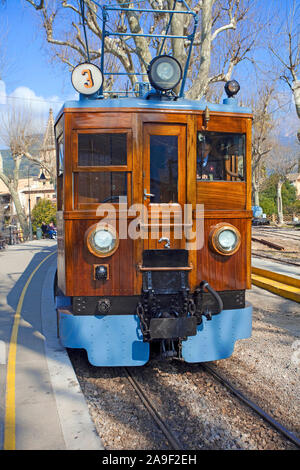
[285,199,300,216]
[259,194,276,216]
[31,199,56,233]
[282,181,297,208]
[259,175,298,216]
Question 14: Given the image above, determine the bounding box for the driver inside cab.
[197,136,225,181]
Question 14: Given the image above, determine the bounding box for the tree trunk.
[0,157,29,239]
[277,180,284,225]
[186,0,214,99]
[292,80,300,119]
[169,0,185,95]
[252,179,260,207]
[9,184,30,238]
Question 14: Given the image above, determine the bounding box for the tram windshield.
[150,135,178,203]
[197,132,245,182]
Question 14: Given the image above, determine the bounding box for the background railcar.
[55,87,253,366]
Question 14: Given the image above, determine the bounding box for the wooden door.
[142,123,187,250]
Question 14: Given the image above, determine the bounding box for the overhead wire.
[0,94,64,105]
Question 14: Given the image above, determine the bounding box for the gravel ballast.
[68,286,299,450]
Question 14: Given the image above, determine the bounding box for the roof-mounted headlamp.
[224,80,240,98]
[147,55,182,92]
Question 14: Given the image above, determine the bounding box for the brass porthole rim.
[209,223,241,256]
[86,223,119,258]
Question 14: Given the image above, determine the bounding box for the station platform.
[0,240,104,450]
[251,256,300,303]
[252,256,300,279]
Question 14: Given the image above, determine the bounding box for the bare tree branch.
[25,0,256,99]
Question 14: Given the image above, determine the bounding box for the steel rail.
[201,363,300,449]
[124,367,184,450]
[254,233,300,242]
[252,253,300,267]
[253,229,300,242]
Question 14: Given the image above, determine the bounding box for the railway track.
[123,361,300,451]
[68,346,299,450]
[124,367,185,450]
[252,252,300,267]
[253,228,300,243]
[201,363,300,449]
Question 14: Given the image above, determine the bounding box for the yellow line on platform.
[251,267,300,303]
[3,251,56,451]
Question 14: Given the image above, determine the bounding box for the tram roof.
[59,95,252,116]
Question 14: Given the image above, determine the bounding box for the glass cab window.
[150,135,178,203]
[197,132,245,181]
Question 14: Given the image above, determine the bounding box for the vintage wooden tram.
[54,3,252,366]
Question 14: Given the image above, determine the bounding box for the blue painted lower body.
[182,302,252,362]
[59,312,150,366]
[57,298,252,366]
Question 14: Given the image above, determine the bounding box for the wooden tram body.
[55,95,253,366]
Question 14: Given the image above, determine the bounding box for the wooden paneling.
[195,217,251,291]
[57,211,66,294]
[197,114,248,133]
[63,218,135,297]
[64,113,73,212]
[196,181,246,210]
[72,112,133,129]
[141,113,188,124]
[186,115,197,209]
[57,106,253,298]
[245,118,252,210]
[142,224,184,250]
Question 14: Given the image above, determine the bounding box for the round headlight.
[147,55,182,92]
[218,229,237,251]
[224,80,240,97]
[86,224,119,257]
[209,223,241,256]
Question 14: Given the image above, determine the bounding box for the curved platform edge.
[42,265,104,450]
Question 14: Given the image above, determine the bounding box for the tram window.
[78,133,127,166]
[77,171,127,205]
[57,137,64,211]
[150,135,178,203]
[58,141,64,175]
[197,132,245,181]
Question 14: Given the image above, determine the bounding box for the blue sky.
[0,0,299,145]
[0,0,76,133]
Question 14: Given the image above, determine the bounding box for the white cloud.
[7,86,63,120]
[0,81,77,146]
